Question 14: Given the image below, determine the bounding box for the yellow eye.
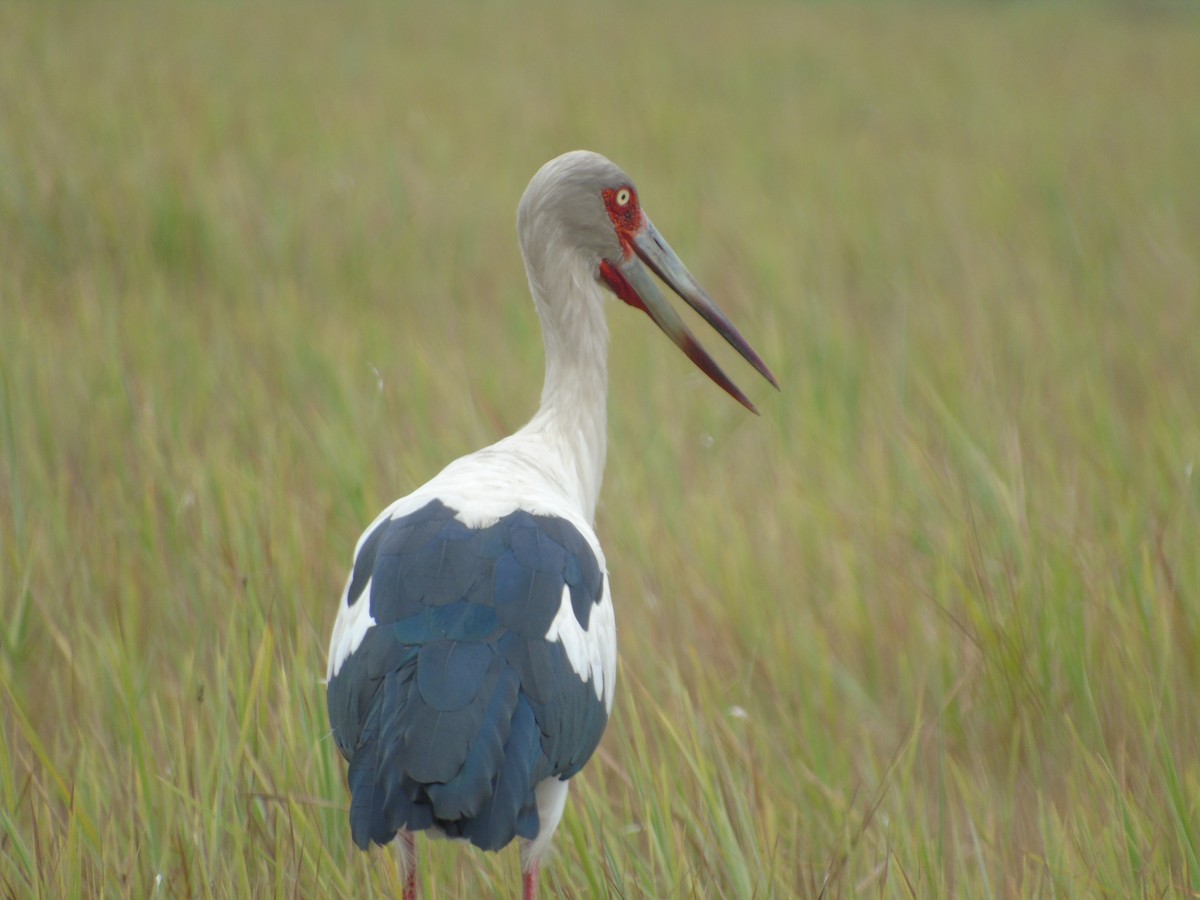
[615,188,631,207]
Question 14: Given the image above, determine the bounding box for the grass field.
[2,2,1199,896]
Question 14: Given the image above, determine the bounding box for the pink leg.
[522,863,539,900]
[401,831,417,900]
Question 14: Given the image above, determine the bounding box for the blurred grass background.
[2,1,1199,896]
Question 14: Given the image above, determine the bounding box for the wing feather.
[326,498,612,852]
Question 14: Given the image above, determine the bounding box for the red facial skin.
[597,259,643,311]
[598,186,645,308]
[601,186,643,258]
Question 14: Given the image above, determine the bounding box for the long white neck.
[515,237,609,524]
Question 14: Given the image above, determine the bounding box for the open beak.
[600,217,779,414]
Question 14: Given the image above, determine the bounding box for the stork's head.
[518,150,778,413]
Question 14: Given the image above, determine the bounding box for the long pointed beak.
[600,216,779,414]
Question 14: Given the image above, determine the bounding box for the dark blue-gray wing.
[326,498,610,851]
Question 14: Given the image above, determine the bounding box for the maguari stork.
[326,150,777,898]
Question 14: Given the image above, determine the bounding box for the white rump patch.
[544,583,616,710]
[326,576,377,679]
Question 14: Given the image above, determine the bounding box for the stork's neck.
[517,251,610,524]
